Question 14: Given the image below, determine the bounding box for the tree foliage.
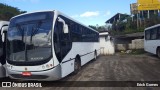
[110,12,160,35]
[89,25,97,30]
[89,25,108,32]
[0,3,26,21]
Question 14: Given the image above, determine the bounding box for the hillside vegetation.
[0,3,26,21]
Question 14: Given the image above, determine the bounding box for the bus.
[0,21,9,78]
[144,24,160,58]
[6,10,100,81]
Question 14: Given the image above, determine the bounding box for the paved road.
[1,54,160,90]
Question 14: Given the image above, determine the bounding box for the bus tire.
[94,50,97,60]
[157,48,160,58]
[73,57,81,74]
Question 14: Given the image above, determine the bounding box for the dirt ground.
[1,53,160,90]
[63,54,160,81]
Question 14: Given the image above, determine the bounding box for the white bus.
[6,10,100,81]
[144,24,160,58]
[0,21,9,78]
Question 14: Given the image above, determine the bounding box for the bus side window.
[145,30,150,40]
[157,27,160,39]
[54,16,72,62]
[60,17,72,60]
[71,24,82,42]
[150,28,157,40]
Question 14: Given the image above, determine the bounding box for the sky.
[0,0,137,26]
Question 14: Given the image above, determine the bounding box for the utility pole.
[137,12,139,29]
[148,10,150,19]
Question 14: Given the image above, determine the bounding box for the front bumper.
[7,65,61,81]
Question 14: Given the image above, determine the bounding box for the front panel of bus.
[6,12,61,80]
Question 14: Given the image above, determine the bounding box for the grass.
[129,49,146,55]
[119,49,146,55]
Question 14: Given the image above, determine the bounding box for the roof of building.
[99,32,109,36]
[105,13,129,24]
[114,32,144,38]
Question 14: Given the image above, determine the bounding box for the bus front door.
[0,25,8,78]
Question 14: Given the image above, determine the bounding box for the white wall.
[100,35,115,55]
[115,39,144,51]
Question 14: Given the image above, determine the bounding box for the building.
[105,13,130,33]
[114,32,144,51]
[105,13,130,24]
[104,0,160,51]
[99,31,115,55]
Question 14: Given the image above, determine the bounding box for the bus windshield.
[7,12,53,65]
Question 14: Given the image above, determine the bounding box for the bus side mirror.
[58,17,69,34]
[1,26,8,42]
[63,24,68,34]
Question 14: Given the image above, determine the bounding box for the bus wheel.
[94,50,97,60]
[73,57,81,74]
[157,48,160,58]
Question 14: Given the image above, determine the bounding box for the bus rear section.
[6,10,100,81]
[0,21,9,78]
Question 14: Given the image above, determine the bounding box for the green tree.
[89,25,108,32]
[89,25,97,30]
[0,3,26,21]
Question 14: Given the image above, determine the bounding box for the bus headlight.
[42,64,53,70]
[42,65,45,69]
[46,64,53,68]
[46,64,49,68]
[50,64,53,67]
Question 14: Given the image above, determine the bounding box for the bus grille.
[10,74,48,80]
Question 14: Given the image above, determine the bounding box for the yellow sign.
[130,3,138,14]
[138,0,160,10]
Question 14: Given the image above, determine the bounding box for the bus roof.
[145,24,160,31]
[10,10,99,33]
[10,10,54,21]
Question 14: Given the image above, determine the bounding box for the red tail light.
[22,72,31,76]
